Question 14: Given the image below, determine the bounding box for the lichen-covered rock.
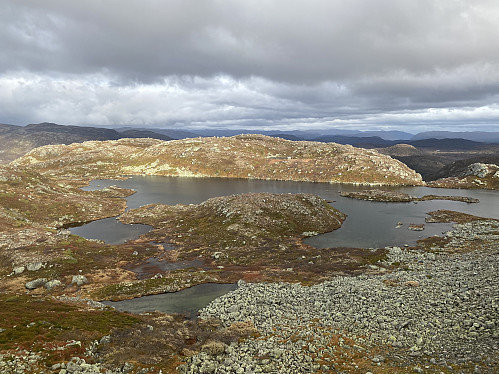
[26,262,43,271]
[44,279,62,291]
[72,275,89,286]
[12,266,25,274]
[25,278,48,290]
[460,163,490,178]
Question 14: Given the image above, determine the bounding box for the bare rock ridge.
[12,134,424,186]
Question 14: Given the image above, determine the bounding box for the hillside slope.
[0,123,172,164]
[12,134,423,186]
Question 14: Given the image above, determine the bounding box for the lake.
[74,176,499,316]
[72,175,499,248]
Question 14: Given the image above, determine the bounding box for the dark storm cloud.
[1,0,498,131]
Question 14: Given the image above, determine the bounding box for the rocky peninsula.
[94,192,388,301]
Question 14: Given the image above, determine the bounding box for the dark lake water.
[73,176,499,248]
[69,217,152,245]
[102,283,237,317]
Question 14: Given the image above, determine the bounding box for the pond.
[102,283,238,317]
[69,216,151,245]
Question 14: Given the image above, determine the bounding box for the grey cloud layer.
[1,0,498,130]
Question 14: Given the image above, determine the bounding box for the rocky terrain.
[94,192,389,301]
[1,136,498,373]
[1,212,498,373]
[180,216,499,374]
[378,142,499,184]
[340,189,479,203]
[11,135,424,186]
[0,164,141,286]
[428,163,499,190]
[120,192,346,261]
[0,122,173,164]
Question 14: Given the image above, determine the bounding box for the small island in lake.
[340,188,479,203]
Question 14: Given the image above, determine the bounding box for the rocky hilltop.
[12,134,423,186]
[429,162,499,190]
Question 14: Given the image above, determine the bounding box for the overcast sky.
[1,0,498,132]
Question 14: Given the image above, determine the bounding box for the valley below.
[0,135,498,373]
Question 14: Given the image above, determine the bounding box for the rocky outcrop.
[25,278,63,291]
[459,163,492,178]
[72,275,89,287]
[44,279,62,291]
[25,278,48,290]
[12,135,424,186]
[429,162,499,190]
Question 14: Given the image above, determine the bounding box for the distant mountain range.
[185,128,499,144]
[411,131,499,143]
[303,135,489,151]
